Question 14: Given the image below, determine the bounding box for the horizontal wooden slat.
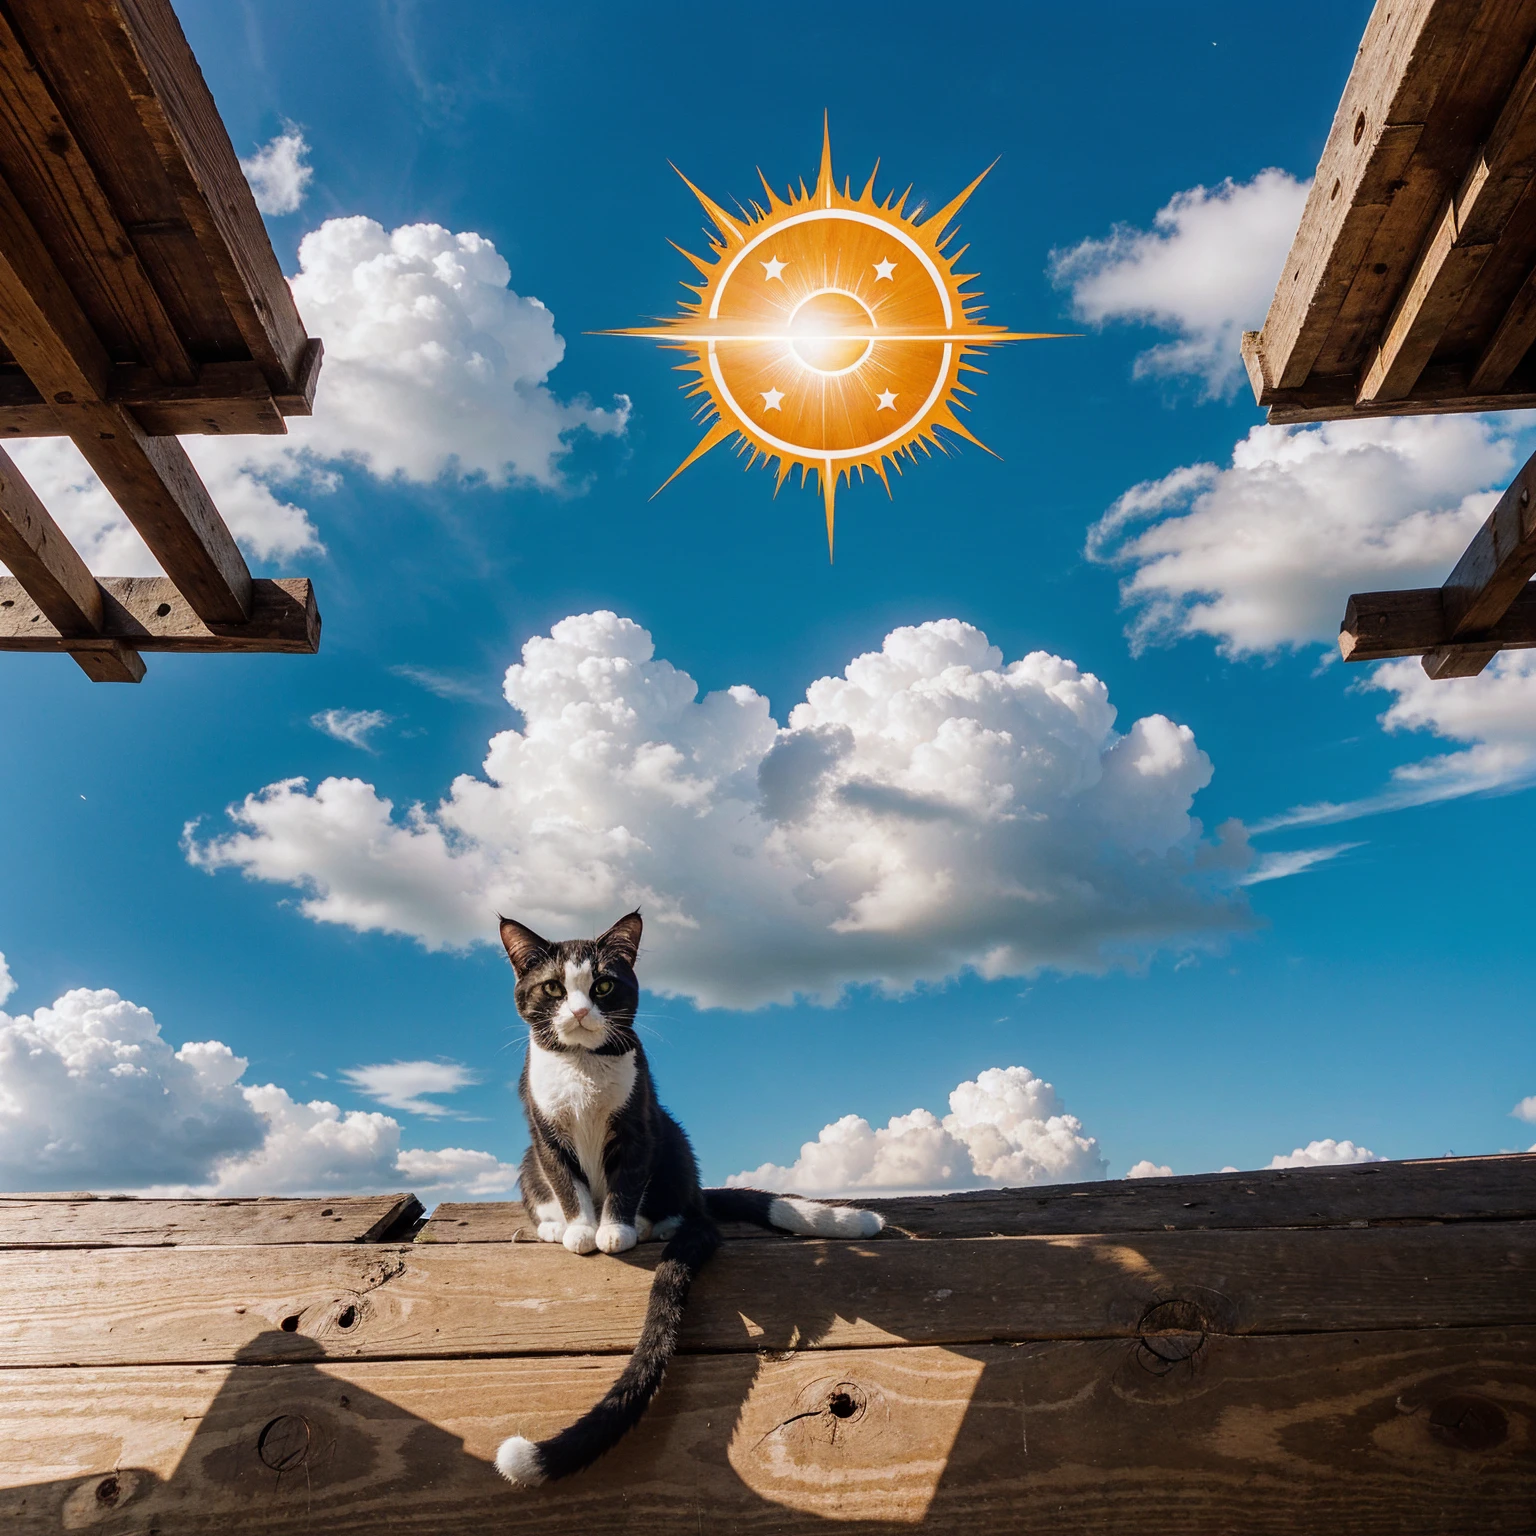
[7,1221,1535,1369]
[0,1194,421,1249]
[424,1155,1536,1243]
[1340,583,1536,660]
[0,576,320,654]
[0,1331,1530,1534]
[1247,353,1536,420]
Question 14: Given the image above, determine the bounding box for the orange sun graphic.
[606,119,1065,557]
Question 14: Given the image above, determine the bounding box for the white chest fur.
[526,1042,637,1200]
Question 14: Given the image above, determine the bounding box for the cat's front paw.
[536,1219,567,1243]
[596,1222,638,1254]
[562,1223,599,1254]
[633,1215,655,1242]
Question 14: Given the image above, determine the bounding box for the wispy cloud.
[1239,842,1361,885]
[310,708,392,751]
[341,1060,479,1118]
[390,664,488,703]
[239,127,313,216]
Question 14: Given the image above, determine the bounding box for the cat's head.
[499,911,642,1053]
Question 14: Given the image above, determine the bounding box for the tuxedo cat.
[494,910,883,1488]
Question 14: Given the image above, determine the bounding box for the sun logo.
[606,118,1064,557]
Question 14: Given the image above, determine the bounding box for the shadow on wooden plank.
[3,1311,1534,1533]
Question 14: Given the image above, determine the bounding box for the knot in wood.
[1428,1394,1508,1452]
[1137,1298,1207,1370]
[257,1414,312,1471]
[94,1476,120,1508]
[824,1383,866,1423]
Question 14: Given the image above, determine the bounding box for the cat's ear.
[499,917,553,975]
[599,910,643,967]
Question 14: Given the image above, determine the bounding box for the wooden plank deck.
[0,1156,1530,1533]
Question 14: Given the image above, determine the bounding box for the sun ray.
[609,125,1072,556]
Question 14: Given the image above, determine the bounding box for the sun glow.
[606,119,1066,557]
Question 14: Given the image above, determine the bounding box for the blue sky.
[2,0,1534,1200]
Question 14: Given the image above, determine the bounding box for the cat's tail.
[704,1186,885,1238]
[494,1215,721,1488]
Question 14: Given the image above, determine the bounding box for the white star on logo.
[873,258,896,281]
[762,388,785,411]
[762,256,787,281]
[876,389,897,410]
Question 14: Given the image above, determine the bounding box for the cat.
[493,910,884,1488]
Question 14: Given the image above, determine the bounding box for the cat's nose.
[570,1005,590,1022]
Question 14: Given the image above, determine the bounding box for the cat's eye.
[542,980,565,998]
[592,978,615,998]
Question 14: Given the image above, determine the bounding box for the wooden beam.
[0,441,147,681]
[1469,252,1536,389]
[1340,584,1536,661]
[0,2,194,383]
[427,1154,1536,1242]
[5,1221,1533,1370]
[1438,443,1536,632]
[1259,356,1536,421]
[0,1194,418,1248]
[0,1332,1530,1534]
[0,576,320,654]
[1357,36,1536,404]
[0,360,288,437]
[1247,0,1478,397]
[91,0,312,393]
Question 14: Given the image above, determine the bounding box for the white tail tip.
[769,1196,885,1238]
[496,1434,546,1487]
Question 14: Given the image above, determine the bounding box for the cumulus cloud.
[1513,1096,1536,1124]
[1089,415,1525,656]
[0,216,628,579]
[187,612,1252,1008]
[0,952,12,1008]
[1262,650,1536,829]
[239,127,314,216]
[341,1060,478,1117]
[729,1066,1106,1195]
[1126,1159,1172,1178]
[1051,170,1309,395]
[312,708,392,751]
[1267,1138,1381,1169]
[0,960,515,1200]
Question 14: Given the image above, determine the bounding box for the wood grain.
[1340,583,1536,660]
[424,1154,1536,1243]
[0,444,103,634]
[6,1221,1535,1369]
[0,1195,422,1249]
[0,1331,1529,1534]
[0,576,320,654]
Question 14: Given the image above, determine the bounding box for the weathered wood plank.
[1254,356,1536,420]
[0,1195,422,1249]
[64,400,252,623]
[1252,0,1480,394]
[6,1221,1535,1369]
[1340,583,1536,661]
[0,3,193,382]
[0,1332,1530,1533]
[425,1155,1536,1243]
[0,576,319,654]
[94,0,312,392]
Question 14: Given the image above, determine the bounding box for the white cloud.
[1268,1138,1381,1169]
[391,665,487,702]
[342,1059,478,1117]
[0,961,515,1200]
[1089,415,1525,656]
[0,216,628,579]
[1513,1096,1536,1123]
[1240,842,1361,885]
[1125,1159,1172,1178]
[1262,650,1536,829]
[239,128,314,217]
[0,952,12,1008]
[728,1066,1107,1195]
[1050,170,1309,395]
[311,708,392,751]
[187,612,1251,1008]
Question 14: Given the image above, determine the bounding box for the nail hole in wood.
[95,1475,120,1507]
[1373,263,1389,275]
[336,1304,358,1329]
[279,1313,301,1332]
[1354,111,1366,144]
[1330,178,1340,200]
[825,1383,865,1421]
[154,603,171,617]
